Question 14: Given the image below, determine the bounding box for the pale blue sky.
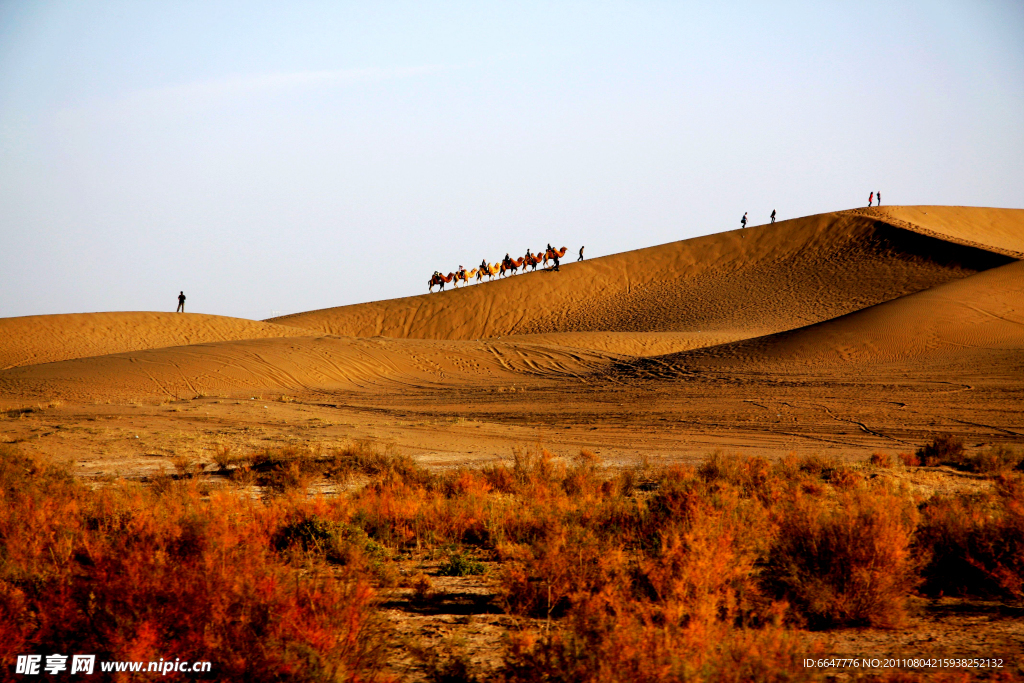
[1,1,1022,320]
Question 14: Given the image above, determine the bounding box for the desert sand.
[3,205,1023,675]
[2,206,1023,466]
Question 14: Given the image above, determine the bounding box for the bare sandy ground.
[2,205,1022,672]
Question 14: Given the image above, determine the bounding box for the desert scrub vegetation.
[2,441,1023,681]
[0,443,389,682]
[916,475,1024,600]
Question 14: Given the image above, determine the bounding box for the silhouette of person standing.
[176,291,186,313]
[578,245,584,261]
[741,213,747,229]
[770,209,776,224]
[877,191,881,206]
[868,192,874,207]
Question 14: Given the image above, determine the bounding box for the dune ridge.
[269,207,1020,350]
[0,312,315,370]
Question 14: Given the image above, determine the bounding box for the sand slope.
[0,335,617,403]
[858,206,1024,258]
[0,312,314,369]
[269,208,1019,352]
[668,258,1024,370]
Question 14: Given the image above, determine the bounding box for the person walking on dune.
[770,209,776,224]
[877,191,881,206]
[176,291,186,313]
[578,245,584,261]
[868,191,874,207]
[741,213,747,229]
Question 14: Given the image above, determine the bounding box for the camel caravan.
[429,245,569,292]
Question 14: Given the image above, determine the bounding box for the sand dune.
[269,207,1018,350]
[859,206,1024,258]
[0,335,617,403]
[2,206,1020,405]
[667,258,1024,370]
[0,312,314,369]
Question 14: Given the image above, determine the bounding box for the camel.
[500,258,522,278]
[453,268,478,287]
[524,252,541,271]
[428,272,454,292]
[543,246,568,267]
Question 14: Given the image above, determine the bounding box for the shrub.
[275,516,388,568]
[0,446,391,682]
[954,445,1023,475]
[339,443,435,488]
[697,453,775,500]
[869,452,894,468]
[828,466,861,490]
[796,453,840,477]
[763,486,919,628]
[437,552,487,577]
[916,475,1024,599]
[916,434,964,467]
[897,452,921,467]
[501,525,628,618]
[480,462,516,493]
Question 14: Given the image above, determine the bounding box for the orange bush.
[898,451,921,467]
[916,475,1024,599]
[869,452,894,468]
[0,446,391,682]
[916,433,965,467]
[763,486,919,628]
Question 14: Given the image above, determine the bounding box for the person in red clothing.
[868,191,874,207]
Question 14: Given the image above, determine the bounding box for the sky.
[1,1,1022,320]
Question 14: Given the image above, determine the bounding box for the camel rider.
[480,258,487,271]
